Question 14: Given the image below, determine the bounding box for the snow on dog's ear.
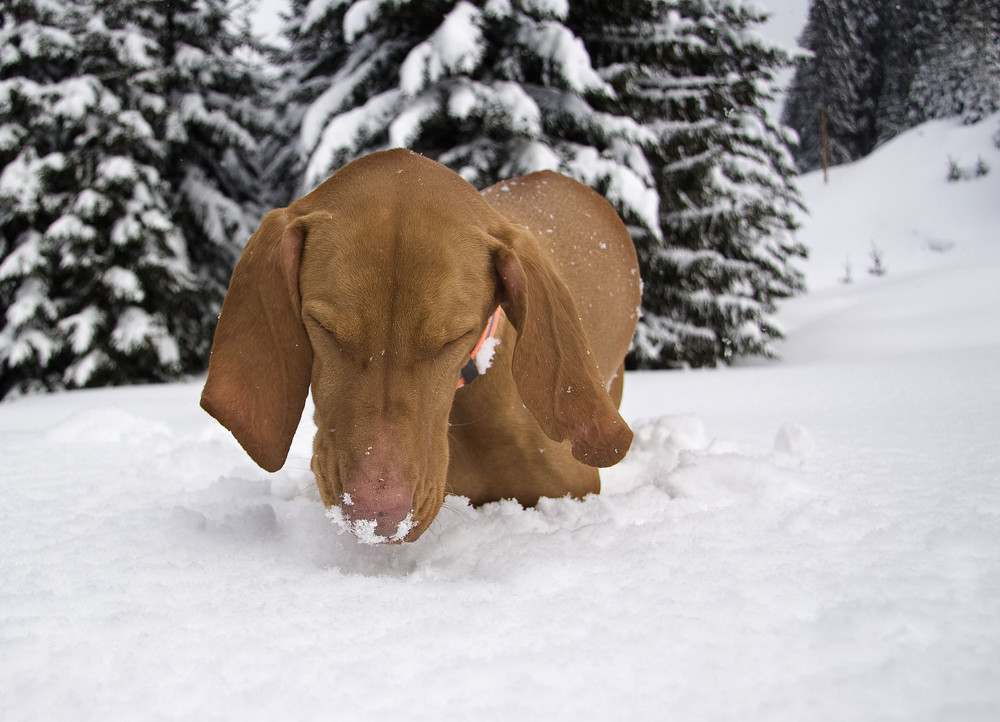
[490,223,632,467]
[201,209,312,472]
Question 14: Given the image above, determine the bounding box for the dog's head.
[201,150,631,542]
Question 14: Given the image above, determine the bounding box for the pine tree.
[93,0,274,298]
[573,0,807,367]
[1,0,87,394]
[276,0,659,236]
[785,0,1000,171]
[1,0,275,399]
[0,1,201,397]
[904,0,1000,127]
[781,0,882,173]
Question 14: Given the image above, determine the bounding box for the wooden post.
[820,84,830,184]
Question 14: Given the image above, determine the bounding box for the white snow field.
[3,114,999,720]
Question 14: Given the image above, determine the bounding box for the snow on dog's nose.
[327,442,417,544]
[328,484,415,544]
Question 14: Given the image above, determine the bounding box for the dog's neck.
[457,307,503,389]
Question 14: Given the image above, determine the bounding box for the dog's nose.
[340,481,414,542]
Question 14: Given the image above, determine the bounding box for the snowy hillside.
[2,114,999,721]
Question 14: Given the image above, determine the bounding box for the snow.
[0,149,43,213]
[793,114,1000,292]
[73,189,113,219]
[44,213,96,243]
[59,306,104,355]
[9,16,76,60]
[517,19,609,95]
[0,122,24,152]
[475,336,501,376]
[0,278,57,365]
[299,42,387,153]
[62,349,109,389]
[566,146,661,236]
[103,267,144,303]
[304,89,403,189]
[520,0,569,19]
[179,93,257,153]
[7,0,1000,708]
[399,2,484,96]
[1,276,49,331]
[301,0,350,33]
[49,76,100,120]
[342,0,381,43]
[490,80,543,136]
[3,110,998,720]
[97,155,140,184]
[388,92,440,149]
[109,307,180,366]
[327,506,417,545]
[0,231,43,281]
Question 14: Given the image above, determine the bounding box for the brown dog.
[201,149,640,542]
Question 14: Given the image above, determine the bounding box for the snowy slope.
[2,115,999,721]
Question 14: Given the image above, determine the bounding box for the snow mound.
[774,422,816,458]
[604,414,813,504]
[42,406,171,444]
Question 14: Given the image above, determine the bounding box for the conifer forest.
[2,0,997,399]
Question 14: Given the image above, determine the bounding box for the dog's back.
[481,172,641,385]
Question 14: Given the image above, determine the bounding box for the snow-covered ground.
[3,111,999,720]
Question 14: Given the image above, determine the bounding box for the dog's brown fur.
[201,150,640,542]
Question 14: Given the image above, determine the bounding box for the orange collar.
[457,307,502,389]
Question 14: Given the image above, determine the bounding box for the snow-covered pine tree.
[264,0,355,205]
[1,0,83,395]
[1,0,275,399]
[0,0,199,397]
[785,0,1000,172]
[573,0,807,367]
[904,0,1000,128]
[91,0,274,298]
[277,0,659,238]
[781,0,882,173]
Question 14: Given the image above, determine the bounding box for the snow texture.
[518,19,609,94]
[475,336,501,376]
[302,0,351,33]
[399,2,484,96]
[343,0,386,43]
[305,89,402,189]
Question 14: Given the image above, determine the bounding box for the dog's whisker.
[440,500,474,524]
[294,483,319,499]
[448,415,487,428]
[421,522,446,550]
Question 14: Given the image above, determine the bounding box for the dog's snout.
[339,466,415,541]
[344,485,412,528]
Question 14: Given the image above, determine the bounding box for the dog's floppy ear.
[492,224,632,467]
[201,208,312,472]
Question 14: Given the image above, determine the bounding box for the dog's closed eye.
[304,307,366,358]
[433,330,478,361]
